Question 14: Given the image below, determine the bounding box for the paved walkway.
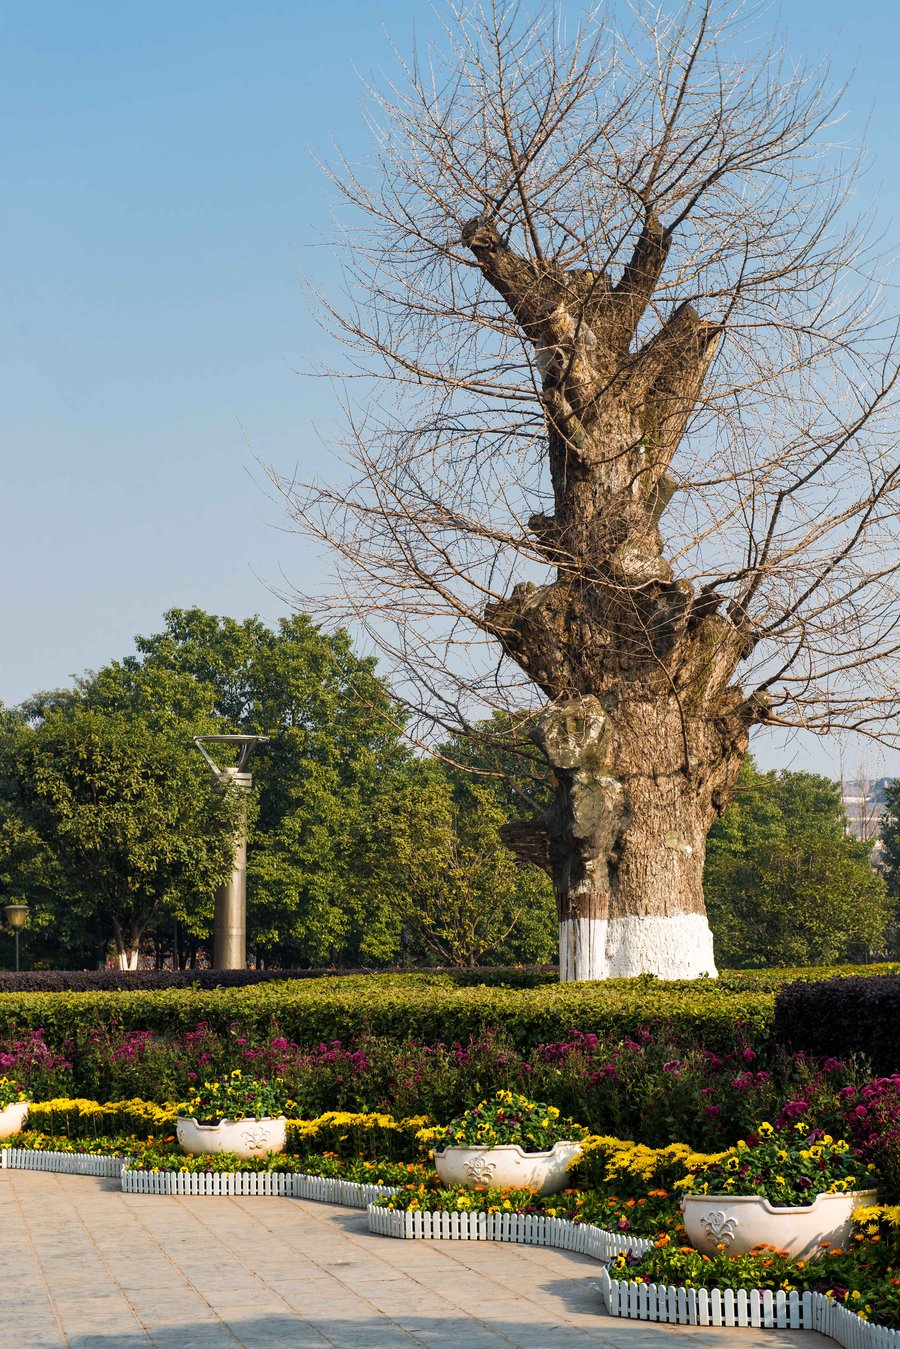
[0,1170,835,1349]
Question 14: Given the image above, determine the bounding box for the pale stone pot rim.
[176,1114,287,1130]
[433,1141,582,1161]
[681,1188,877,1216]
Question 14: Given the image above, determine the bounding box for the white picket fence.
[0,1145,397,1206]
[366,1204,652,1260]
[599,1268,900,1349]
[121,1166,397,1206]
[1,1147,129,1178]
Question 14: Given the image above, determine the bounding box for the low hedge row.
[0,965,559,993]
[774,973,900,1074]
[0,973,774,1053]
[1,965,895,1062]
[1,961,894,998]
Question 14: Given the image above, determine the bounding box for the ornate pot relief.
[433,1142,583,1196]
[682,1190,877,1262]
[175,1115,287,1160]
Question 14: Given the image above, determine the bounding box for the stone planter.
[176,1115,287,1160]
[682,1189,877,1262]
[433,1142,582,1196]
[0,1100,29,1139]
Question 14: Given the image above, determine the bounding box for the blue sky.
[2,1,899,777]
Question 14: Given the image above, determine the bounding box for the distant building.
[840,777,893,849]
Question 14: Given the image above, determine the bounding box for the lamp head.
[193,734,269,776]
[4,904,28,931]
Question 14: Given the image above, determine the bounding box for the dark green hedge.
[0,964,558,994]
[0,972,773,1053]
[774,973,900,1073]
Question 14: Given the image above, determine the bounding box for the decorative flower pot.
[433,1141,582,1195]
[176,1115,287,1160]
[0,1100,29,1139]
[681,1189,877,1262]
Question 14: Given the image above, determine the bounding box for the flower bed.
[0,990,898,1344]
[0,1017,867,1151]
[2,1094,900,1342]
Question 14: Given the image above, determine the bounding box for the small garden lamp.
[4,903,28,973]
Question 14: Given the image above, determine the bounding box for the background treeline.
[0,607,893,971]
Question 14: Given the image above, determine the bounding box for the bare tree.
[272,0,900,979]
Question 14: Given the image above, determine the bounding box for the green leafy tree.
[5,701,238,968]
[395,768,555,968]
[123,608,415,966]
[705,758,889,967]
[877,780,900,955]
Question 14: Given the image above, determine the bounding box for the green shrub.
[0,972,775,1054]
[775,973,900,1073]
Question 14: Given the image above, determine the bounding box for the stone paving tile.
[0,1170,841,1349]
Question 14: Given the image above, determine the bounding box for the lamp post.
[4,903,28,973]
[193,735,268,970]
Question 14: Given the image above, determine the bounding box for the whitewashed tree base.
[559,913,717,981]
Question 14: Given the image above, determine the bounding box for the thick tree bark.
[463,212,757,981]
[523,695,750,980]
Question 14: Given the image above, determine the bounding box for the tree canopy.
[705,758,889,967]
[0,608,556,970]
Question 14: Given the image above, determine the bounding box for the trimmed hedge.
[0,964,895,1061]
[1,962,895,996]
[0,965,558,994]
[775,973,900,1074]
[0,972,773,1054]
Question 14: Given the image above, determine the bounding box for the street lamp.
[4,903,28,973]
[194,735,268,971]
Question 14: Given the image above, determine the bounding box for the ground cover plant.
[0,1015,863,1151]
[431,1090,589,1151]
[178,1070,292,1124]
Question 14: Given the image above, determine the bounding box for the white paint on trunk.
[559,916,608,982]
[559,913,717,981]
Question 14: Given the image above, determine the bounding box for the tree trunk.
[521,695,748,981]
[110,916,142,972]
[461,213,759,981]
